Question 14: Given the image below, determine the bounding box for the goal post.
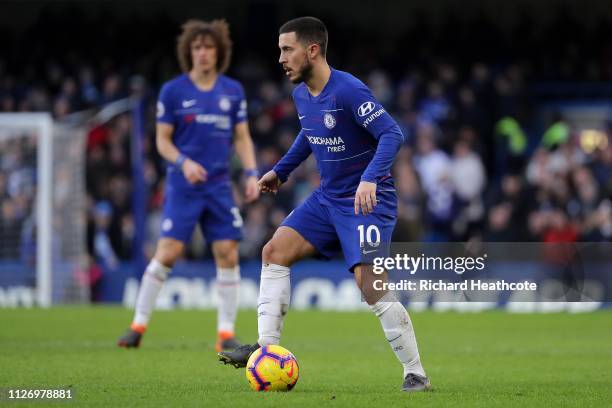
[0,113,88,307]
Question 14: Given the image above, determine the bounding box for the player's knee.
[219,251,238,267]
[353,267,363,287]
[261,241,276,263]
[154,239,183,267]
[213,241,238,267]
[262,240,287,266]
[154,253,178,268]
[353,264,383,305]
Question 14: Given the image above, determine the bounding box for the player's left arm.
[232,84,259,203]
[343,85,404,215]
[234,122,259,203]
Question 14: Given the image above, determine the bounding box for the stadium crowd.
[1,10,612,268]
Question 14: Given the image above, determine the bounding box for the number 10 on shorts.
[357,224,380,248]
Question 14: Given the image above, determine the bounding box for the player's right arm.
[155,123,207,184]
[156,83,206,184]
[259,130,311,194]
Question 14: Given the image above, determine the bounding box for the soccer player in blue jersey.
[118,20,259,352]
[219,17,431,392]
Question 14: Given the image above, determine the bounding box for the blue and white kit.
[274,68,404,270]
[156,73,247,243]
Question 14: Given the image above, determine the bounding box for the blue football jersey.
[156,74,247,192]
[275,68,402,214]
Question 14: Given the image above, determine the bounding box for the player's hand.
[244,176,260,203]
[258,170,282,194]
[354,181,377,215]
[182,159,207,184]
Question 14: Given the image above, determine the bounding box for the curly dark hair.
[177,19,232,73]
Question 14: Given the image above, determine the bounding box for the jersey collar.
[307,67,335,102]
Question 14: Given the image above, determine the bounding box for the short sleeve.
[340,84,398,139]
[233,83,248,125]
[156,83,175,125]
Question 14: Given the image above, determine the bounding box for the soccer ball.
[245,345,299,391]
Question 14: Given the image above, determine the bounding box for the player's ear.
[308,43,319,59]
[305,44,313,59]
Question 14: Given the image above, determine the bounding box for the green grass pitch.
[1,307,611,407]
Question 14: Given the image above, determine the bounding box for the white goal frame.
[0,113,53,307]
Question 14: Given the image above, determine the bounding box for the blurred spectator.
[419,81,450,124]
[455,88,488,141]
[0,201,22,258]
[413,122,454,241]
[495,116,527,179]
[485,174,533,241]
[100,74,126,105]
[92,201,119,270]
[368,70,394,107]
[450,139,486,240]
[590,142,612,196]
[78,66,100,107]
[541,209,578,243]
[393,158,423,242]
[240,203,269,258]
[541,113,570,149]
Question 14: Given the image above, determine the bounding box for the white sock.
[133,260,171,327]
[216,265,240,334]
[257,263,290,346]
[370,301,426,378]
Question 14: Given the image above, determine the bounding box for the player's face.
[279,32,313,84]
[191,35,217,73]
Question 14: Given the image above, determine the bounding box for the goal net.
[0,113,88,306]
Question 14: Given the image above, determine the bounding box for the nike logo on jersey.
[298,114,306,120]
[362,249,378,255]
[182,99,197,108]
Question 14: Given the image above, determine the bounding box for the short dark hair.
[279,17,328,57]
[177,19,232,73]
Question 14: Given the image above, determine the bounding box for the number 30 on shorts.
[357,224,380,247]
